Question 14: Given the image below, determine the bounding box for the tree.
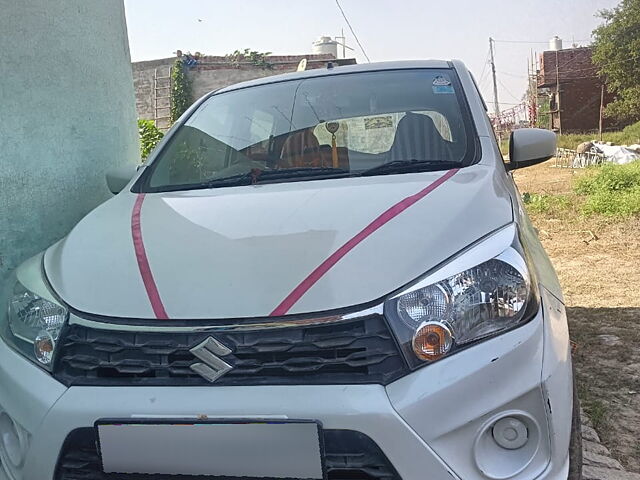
[592,0,640,122]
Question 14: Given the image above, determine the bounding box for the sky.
[123,0,620,111]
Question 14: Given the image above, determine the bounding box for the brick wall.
[538,47,597,86]
[132,58,173,125]
[557,78,618,132]
[537,47,624,132]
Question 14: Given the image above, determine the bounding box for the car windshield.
[139,68,476,192]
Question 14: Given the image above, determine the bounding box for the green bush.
[574,161,640,216]
[575,162,640,194]
[581,188,640,216]
[522,192,571,215]
[225,49,273,69]
[170,59,192,123]
[138,119,164,160]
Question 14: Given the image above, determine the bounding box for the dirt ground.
[513,160,640,472]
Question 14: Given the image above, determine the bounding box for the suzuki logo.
[189,337,233,383]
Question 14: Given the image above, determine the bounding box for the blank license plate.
[96,419,325,479]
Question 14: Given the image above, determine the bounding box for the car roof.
[215,60,456,94]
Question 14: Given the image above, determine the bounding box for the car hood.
[45,166,513,320]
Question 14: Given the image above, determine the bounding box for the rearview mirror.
[105,163,138,194]
[507,128,556,170]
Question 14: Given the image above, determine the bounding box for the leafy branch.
[138,119,164,160]
[170,58,193,123]
[225,48,273,69]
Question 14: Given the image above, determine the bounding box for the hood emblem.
[189,337,233,383]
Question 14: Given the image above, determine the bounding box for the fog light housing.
[474,411,540,479]
[492,417,528,450]
[0,410,29,476]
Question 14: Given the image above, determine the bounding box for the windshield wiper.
[168,167,350,192]
[251,167,349,182]
[360,160,462,176]
[154,173,253,192]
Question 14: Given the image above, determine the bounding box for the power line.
[478,47,491,84]
[494,48,639,93]
[493,38,591,44]
[561,54,640,74]
[478,74,492,93]
[497,70,528,79]
[334,0,371,62]
[538,53,640,79]
[498,79,521,102]
[496,54,593,81]
[553,47,591,71]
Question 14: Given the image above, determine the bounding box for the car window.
[140,69,476,192]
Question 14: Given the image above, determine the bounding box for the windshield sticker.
[433,84,454,94]
[433,76,451,86]
[432,75,454,94]
[364,116,393,129]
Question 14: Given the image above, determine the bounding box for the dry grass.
[513,161,640,471]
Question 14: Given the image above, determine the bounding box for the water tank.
[549,36,563,51]
[312,36,338,58]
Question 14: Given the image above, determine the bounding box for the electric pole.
[599,83,605,141]
[555,50,562,135]
[489,37,500,120]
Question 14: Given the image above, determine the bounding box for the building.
[537,45,620,133]
[133,53,357,129]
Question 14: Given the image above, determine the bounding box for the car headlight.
[385,228,539,368]
[1,273,68,371]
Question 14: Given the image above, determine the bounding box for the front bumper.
[0,293,572,480]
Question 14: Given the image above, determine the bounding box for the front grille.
[55,428,401,480]
[54,315,408,386]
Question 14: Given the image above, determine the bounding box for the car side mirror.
[507,128,557,171]
[105,163,139,194]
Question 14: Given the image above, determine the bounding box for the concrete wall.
[133,55,356,129]
[188,66,293,101]
[0,0,139,278]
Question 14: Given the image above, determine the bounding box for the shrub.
[170,59,192,123]
[574,161,640,194]
[225,49,273,69]
[138,119,164,160]
[574,161,640,216]
[581,188,640,216]
[522,192,571,215]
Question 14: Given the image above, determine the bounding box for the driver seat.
[388,112,453,162]
[279,129,323,168]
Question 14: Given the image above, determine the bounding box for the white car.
[0,60,581,480]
